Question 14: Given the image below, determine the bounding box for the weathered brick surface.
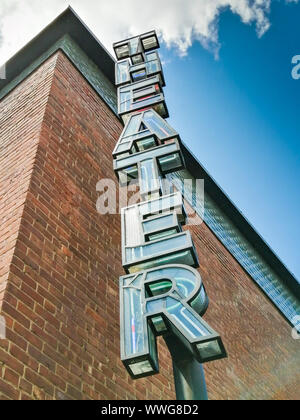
[0,55,57,312]
[0,50,299,400]
[188,217,300,400]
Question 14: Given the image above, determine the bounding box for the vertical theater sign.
[113,32,227,392]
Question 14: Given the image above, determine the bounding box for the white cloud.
[0,0,298,64]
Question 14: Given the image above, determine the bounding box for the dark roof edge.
[182,143,300,297]
[0,6,116,92]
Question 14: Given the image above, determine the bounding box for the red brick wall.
[0,55,57,314]
[188,215,300,400]
[0,50,298,400]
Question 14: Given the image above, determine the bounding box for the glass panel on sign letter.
[145,268,171,283]
[132,78,157,90]
[136,136,157,152]
[121,132,150,148]
[163,266,209,316]
[190,286,209,316]
[142,214,175,234]
[125,233,192,266]
[126,247,141,261]
[151,316,167,334]
[124,114,143,137]
[146,52,160,74]
[139,193,181,217]
[148,280,173,297]
[148,325,158,369]
[115,141,132,154]
[131,54,144,65]
[129,130,152,142]
[133,86,156,101]
[145,267,196,298]
[116,61,130,85]
[140,159,160,196]
[154,102,168,118]
[129,37,139,55]
[141,233,187,255]
[117,153,131,159]
[143,110,177,139]
[196,341,223,359]
[128,251,195,274]
[116,44,130,59]
[146,300,169,334]
[158,153,183,172]
[132,69,147,82]
[153,250,195,268]
[174,268,199,297]
[146,299,164,313]
[166,297,211,338]
[148,229,178,242]
[120,90,131,113]
[118,165,138,185]
[125,165,139,179]
[144,259,192,286]
[129,361,153,376]
[142,36,158,51]
[135,96,162,111]
[146,52,158,62]
[115,142,178,170]
[123,275,145,357]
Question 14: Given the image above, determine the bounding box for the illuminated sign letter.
[120,265,227,379]
[118,76,169,122]
[115,140,184,199]
[113,29,227,384]
[113,109,180,159]
[116,51,165,87]
[121,193,199,273]
[113,109,184,200]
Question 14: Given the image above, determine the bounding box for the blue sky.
[0,0,299,280]
[161,1,300,279]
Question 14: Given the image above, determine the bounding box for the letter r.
[120,264,226,379]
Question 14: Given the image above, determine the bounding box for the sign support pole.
[164,336,208,401]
